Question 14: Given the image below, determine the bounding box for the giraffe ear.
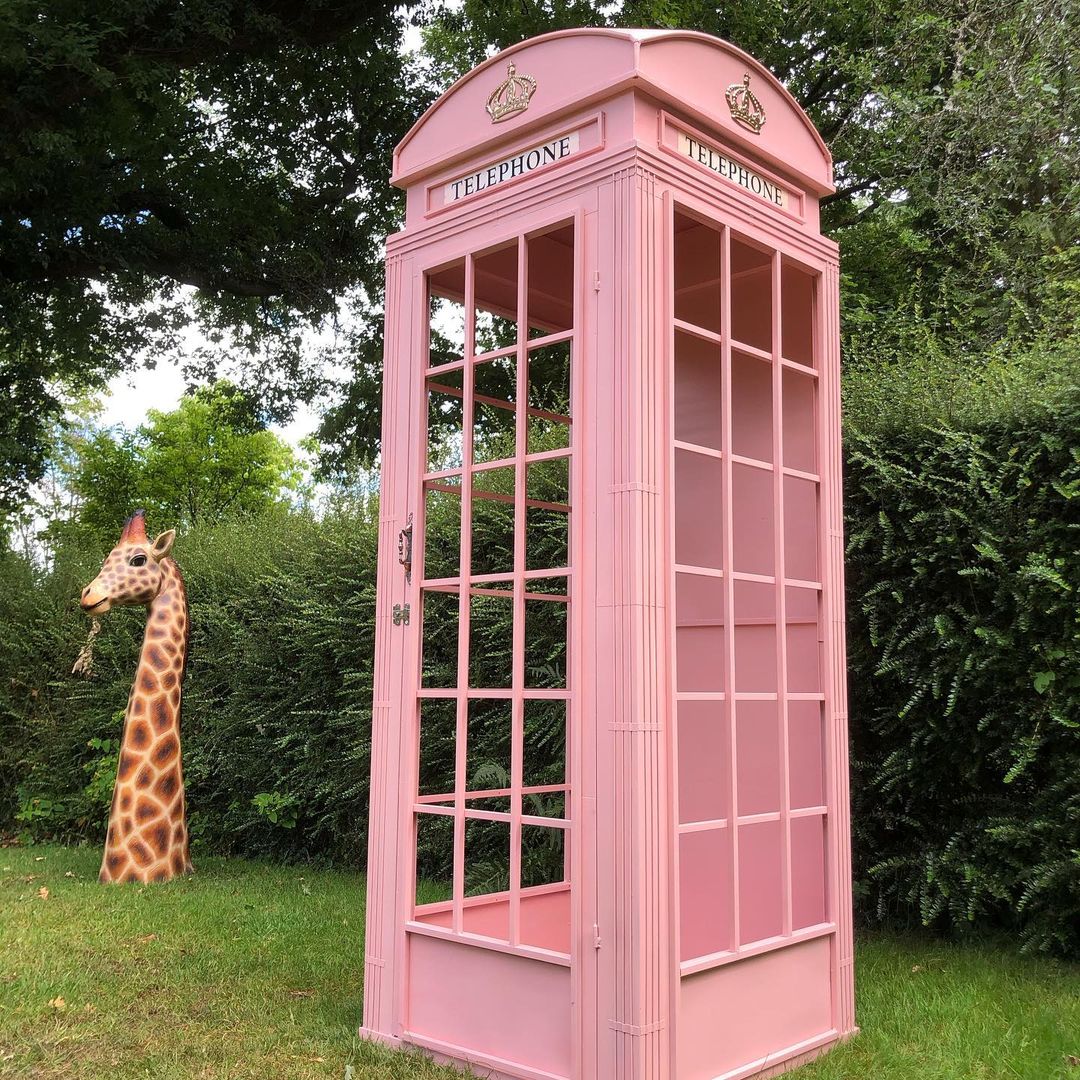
[151,530,176,561]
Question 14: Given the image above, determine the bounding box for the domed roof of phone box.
[392,28,833,198]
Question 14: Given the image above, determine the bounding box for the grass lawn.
[1,845,1077,1079]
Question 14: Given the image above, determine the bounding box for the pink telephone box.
[362,28,855,1080]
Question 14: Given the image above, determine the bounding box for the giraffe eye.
[129,554,148,567]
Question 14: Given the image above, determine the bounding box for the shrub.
[844,385,1080,955]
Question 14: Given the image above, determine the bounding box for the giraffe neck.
[100,560,192,883]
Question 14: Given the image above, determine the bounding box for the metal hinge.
[593,271,601,292]
[593,923,602,949]
[392,603,410,626]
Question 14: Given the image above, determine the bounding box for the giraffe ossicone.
[79,510,193,884]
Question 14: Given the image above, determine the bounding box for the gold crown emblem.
[485,60,537,124]
[725,73,766,134]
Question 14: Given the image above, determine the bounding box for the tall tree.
[45,382,304,550]
[314,0,1078,467]
[0,0,425,520]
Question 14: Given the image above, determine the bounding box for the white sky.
[95,13,435,447]
[98,359,322,448]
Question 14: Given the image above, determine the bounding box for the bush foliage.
[845,382,1080,956]
[2,386,1078,954]
[0,506,378,866]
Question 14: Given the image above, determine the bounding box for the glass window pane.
[415,812,454,908]
[527,340,571,453]
[731,350,773,463]
[523,699,566,788]
[677,700,727,824]
[788,701,825,810]
[782,368,816,472]
[524,589,568,689]
[730,236,772,353]
[781,261,816,368]
[674,331,722,450]
[520,824,566,889]
[423,482,461,581]
[674,211,721,334]
[791,815,827,929]
[527,223,574,337]
[679,828,731,961]
[731,463,774,577]
[783,476,819,582]
[421,589,459,688]
[469,593,513,688]
[471,465,515,577]
[738,820,783,944]
[418,698,457,798]
[733,578,776,694]
[474,355,516,464]
[467,698,512,793]
[428,259,466,367]
[464,818,511,903]
[675,572,725,694]
[474,241,518,354]
[675,448,724,569]
[736,700,780,816]
[426,368,464,472]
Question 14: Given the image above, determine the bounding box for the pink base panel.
[678,939,833,1080]
[364,26,854,1080]
[407,936,573,1079]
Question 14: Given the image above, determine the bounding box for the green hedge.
[845,392,1080,955]
[2,395,1078,954]
[0,505,379,865]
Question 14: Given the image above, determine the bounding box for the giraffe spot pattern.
[152,735,179,767]
[154,770,179,801]
[148,823,170,856]
[88,538,192,885]
[129,839,153,867]
[151,698,171,732]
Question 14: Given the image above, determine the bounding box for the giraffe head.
[80,511,177,615]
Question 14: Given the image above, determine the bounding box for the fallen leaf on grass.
[47,997,66,1010]
[64,871,75,878]
[37,886,49,900]
[287,989,316,998]
[1065,1054,1079,1068]
[136,934,157,945]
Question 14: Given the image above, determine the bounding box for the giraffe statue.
[79,510,193,883]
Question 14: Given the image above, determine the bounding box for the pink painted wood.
[362,27,855,1080]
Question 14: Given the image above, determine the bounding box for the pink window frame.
[666,195,837,978]
[405,208,586,969]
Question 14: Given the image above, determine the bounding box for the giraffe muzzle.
[81,591,111,614]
